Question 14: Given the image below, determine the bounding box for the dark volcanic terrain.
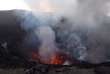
[0,10,110,74]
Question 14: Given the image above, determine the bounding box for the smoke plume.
[35,26,57,63]
[13,0,110,64]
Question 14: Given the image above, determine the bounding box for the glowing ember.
[26,47,80,65]
[28,48,67,65]
[29,48,40,63]
[49,53,67,65]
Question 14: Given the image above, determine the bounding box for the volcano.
[1,10,110,67]
[1,9,110,74]
[0,10,89,66]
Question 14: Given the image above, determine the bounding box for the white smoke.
[35,26,57,63]
[13,0,110,64]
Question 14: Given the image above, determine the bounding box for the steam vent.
[1,0,110,74]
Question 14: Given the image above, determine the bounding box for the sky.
[0,0,29,10]
[0,0,54,12]
[0,0,110,16]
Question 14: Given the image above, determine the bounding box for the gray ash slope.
[0,10,37,68]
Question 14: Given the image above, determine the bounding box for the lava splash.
[27,48,80,65]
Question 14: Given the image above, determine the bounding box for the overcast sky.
[0,0,29,10]
[0,0,110,16]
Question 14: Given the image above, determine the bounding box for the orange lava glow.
[49,53,67,65]
[27,48,80,65]
[29,48,67,65]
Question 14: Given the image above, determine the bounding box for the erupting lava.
[26,47,80,65]
[29,48,67,65]
[49,53,67,65]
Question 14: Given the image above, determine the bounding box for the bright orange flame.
[29,48,67,65]
[48,53,67,65]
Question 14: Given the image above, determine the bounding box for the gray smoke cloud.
[14,11,59,62]
[35,26,57,63]
[13,0,110,64]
